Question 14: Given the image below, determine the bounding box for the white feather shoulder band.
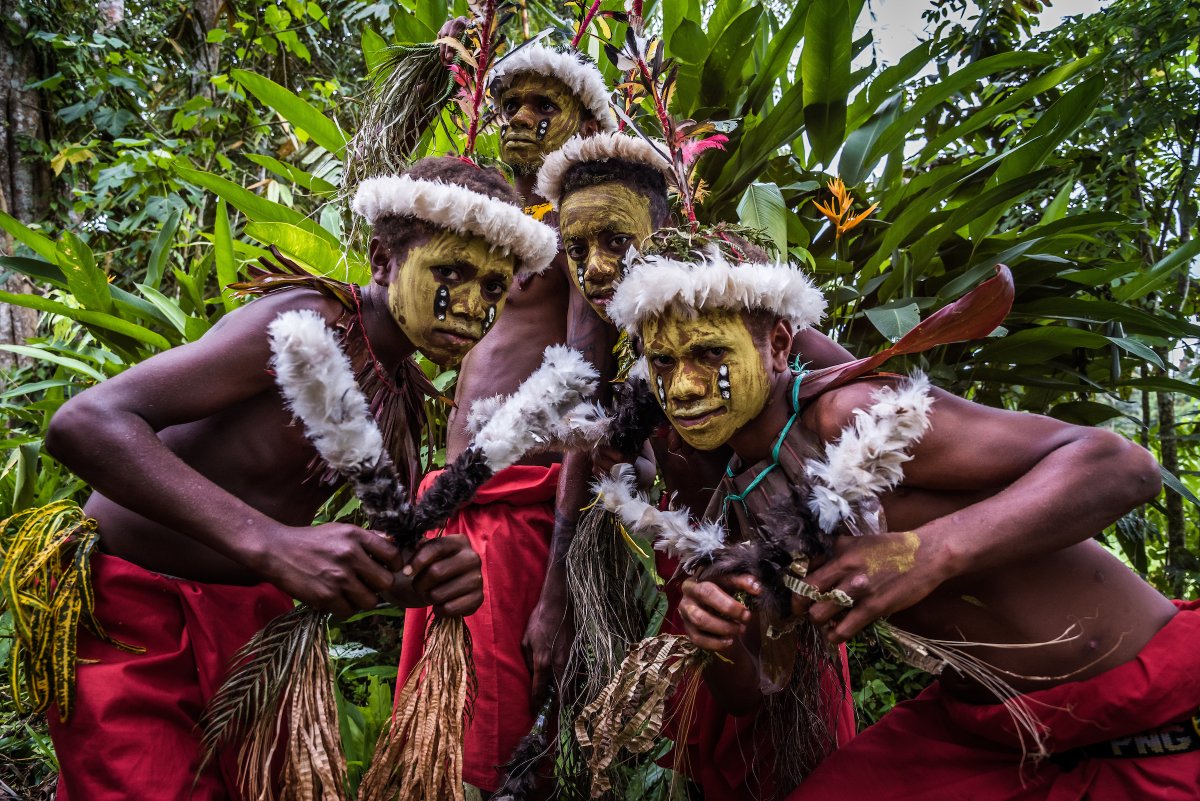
[806,373,934,533]
[607,246,827,334]
[352,175,558,275]
[268,309,384,473]
[535,132,674,208]
[489,44,617,132]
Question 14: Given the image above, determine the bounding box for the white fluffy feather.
[595,465,726,571]
[535,132,674,208]
[805,373,934,533]
[625,357,650,383]
[489,45,617,132]
[468,345,600,470]
[268,309,384,472]
[351,175,558,275]
[607,246,826,334]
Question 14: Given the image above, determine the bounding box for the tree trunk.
[190,0,223,100]
[1156,378,1186,596]
[0,0,51,375]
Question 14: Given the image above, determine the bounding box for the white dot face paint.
[434,285,450,321]
[718,363,731,399]
[558,182,653,321]
[642,307,772,451]
[384,230,516,367]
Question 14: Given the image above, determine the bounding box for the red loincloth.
[787,599,1200,801]
[47,551,294,801]
[397,463,559,792]
[656,552,857,801]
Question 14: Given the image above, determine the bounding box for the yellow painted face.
[497,74,588,175]
[384,230,516,367]
[559,182,653,320]
[642,307,772,451]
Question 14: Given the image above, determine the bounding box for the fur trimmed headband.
[352,175,558,275]
[534,132,675,208]
[607,246,827,333]
[489,45,617,132]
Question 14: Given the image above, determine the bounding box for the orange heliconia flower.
[813,177,878,240]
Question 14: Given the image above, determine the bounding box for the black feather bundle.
[692,486,825,622]
[403,447,494,538]
[488,698,553,801]
[758,483,832,563]
[606,376,664,458]
[348,458,411,545]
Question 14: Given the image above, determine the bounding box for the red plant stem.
[571,0,604,47]
[465,0,498,154]
[638,57,696,222]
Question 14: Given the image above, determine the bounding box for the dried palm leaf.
[200,606,346,801]
[0,501,143,721]
[574,633,703,798]
[358,616,475,801]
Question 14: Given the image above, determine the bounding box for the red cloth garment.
[397,463,559,792]
[47,551,295,801]
[788,600,1200,801]
[656,552,857,801]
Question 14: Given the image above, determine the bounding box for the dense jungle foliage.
[1,0,1198,795]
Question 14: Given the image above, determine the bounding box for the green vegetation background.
[1,0,1198,795]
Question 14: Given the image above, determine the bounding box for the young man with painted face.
[608,240,1197,800]
[534,137,858,801]
[39,156,557,801]
[394,45,621,794]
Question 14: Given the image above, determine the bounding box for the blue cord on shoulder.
[721,370,806,516]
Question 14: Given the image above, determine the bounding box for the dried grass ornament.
[574,633,702,798]
[202,311,599,801]
[489,378,666,800]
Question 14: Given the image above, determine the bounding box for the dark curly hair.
[560,159,672,228]
[372,156,521,257]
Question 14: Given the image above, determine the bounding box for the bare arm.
[45,292,401,616]
[792,327,854,368]
[799,380,1162,642]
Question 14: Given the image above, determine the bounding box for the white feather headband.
[534,132,674,208]
[352,175,558,275]
[607,246,827,334]
[489,44,617,132]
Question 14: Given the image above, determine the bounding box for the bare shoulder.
[206,288,347,339]
[69,288,352,428]
[802,376,904,442]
